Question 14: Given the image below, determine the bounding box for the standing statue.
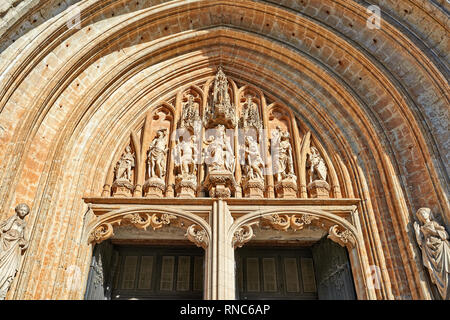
[174,135,198,177]
[414,207,450,300]
[0,204,30,300]
[243,136,264,181]
[147,129,168,180]
[114,146,135,183]
[204,124,235,174]
[213,67,231,106]
[240,95,262,131]
[307,146,327,183]
[180,95,201,133]
[272,126,296,182]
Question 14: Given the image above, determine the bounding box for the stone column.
[261,97,274,197]
[204,200,236,300]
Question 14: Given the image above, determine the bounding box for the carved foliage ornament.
[233,224,255,248]
[185,224,209,249]
[88,213,177,244]
[328,225,356,249]
[263,213,318,231]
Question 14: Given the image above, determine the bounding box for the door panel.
[312,238,356,300]
[84,240,116,300]
[236,247,318,300]
[111,246,204,300]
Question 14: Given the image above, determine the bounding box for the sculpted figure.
[213,67,231,106]
[414,208,450,300]
[240,95,262,131]
[307,146,327,183]
[243,136,264,180]
[204,125,235,173]
[0,204,30,300]
[147,129,168,179]
[114,146,135,183]
[272,126,295,182]
[175,135,198,177]
[180,95,201,133]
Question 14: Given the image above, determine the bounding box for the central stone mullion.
[204,199,235,300]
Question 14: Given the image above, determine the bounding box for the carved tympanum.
[414,208,450,300]
[0,204,30,300]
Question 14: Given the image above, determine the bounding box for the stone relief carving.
[263,213,318,231]
[103,67,342,201]
[414,208,450,300]
[89,212,177,244]
[0,204,30,300]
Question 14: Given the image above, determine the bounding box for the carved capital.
[328,225,356,249]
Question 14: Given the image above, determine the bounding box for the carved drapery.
[101,68,347,200]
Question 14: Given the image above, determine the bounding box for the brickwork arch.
[0,0,447,300]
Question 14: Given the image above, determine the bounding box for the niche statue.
[414,208,450,300]
[0,204,30,300]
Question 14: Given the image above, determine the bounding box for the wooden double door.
[85,238,356,300]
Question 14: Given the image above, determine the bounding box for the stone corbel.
[233,223,256,248]
[185,224,209,249]
[328,225,356,249]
